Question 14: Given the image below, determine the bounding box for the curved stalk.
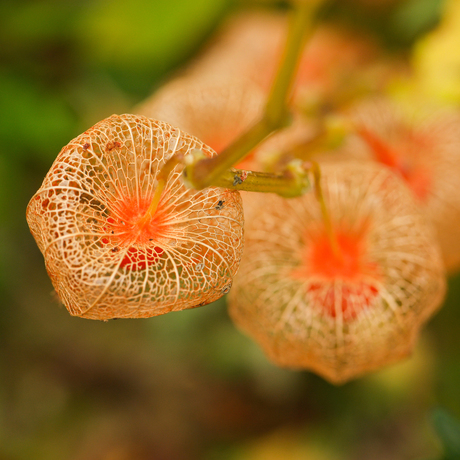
[185,0,326,191]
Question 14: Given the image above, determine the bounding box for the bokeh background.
[1,0,460,458]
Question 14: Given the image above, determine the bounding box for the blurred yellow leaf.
[413,0,460,103]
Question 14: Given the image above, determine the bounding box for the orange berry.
[228,162,445,384]
[27,114,244,320]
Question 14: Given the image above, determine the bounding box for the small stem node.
[183,149,208,190]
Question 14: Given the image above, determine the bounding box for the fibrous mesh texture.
[228,162,445,384]
[348,98,460,272]
[136,76,264,166]
[27,114,244,320]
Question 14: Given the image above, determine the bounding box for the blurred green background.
[1,0,460,458]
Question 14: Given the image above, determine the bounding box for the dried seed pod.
[27,114,244,320]
[190,11,382,111]
[348,98,460,272]
[136,76,265,169]
[187,11,286,91]
[228,162,445,384]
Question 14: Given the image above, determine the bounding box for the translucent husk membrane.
[136,76,265,169]
[26,114,244,320]
[187,11,286,91]
[348,97,460,272]
[189,11,381,111]
[228,161,445,384]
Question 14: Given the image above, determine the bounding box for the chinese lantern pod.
[348,97,460,272]
[136,76,265,164]
[26,114,244,320]
[190,11,381,110]
[228,162,445,384]
[187,11,286,91]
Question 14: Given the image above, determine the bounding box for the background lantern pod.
[228,161,445,384]
[186,11,286,92]
[136,76,265,169]
[189,11,385,114]
[26,114,244,320]
[346,97,460,272]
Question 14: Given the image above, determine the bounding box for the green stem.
[209,162,311,198]
[265,0,322,125]
[186,0,324,190]
[183,150,311,198]
[309,161,341,259]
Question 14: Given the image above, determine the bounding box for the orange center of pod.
[293,228,381,321]
[101,195,168,270]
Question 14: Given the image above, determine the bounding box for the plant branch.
[184,151,311,198]
[184,0,325,190]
